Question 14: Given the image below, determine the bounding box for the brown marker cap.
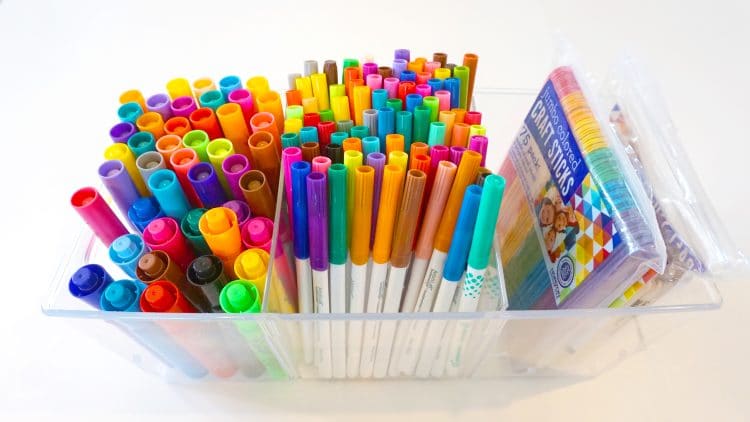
[323,60,338,87]
[239,170,276,219]
[390,169,427,268]
[248,131,280,196]
[378,66,392,79]
[433,52,447,67]
[300,141,321,163]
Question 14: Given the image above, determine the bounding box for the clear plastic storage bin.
[42,89,741,381]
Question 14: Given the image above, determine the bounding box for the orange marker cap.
[342,137,362,152]
[163,116,192,138]
[372,164,405,264]
[198,207,242,271]
[217,103,250,154]
[136,112,165,139]
[451,123,471,147]
[410,153,431,173]
[409,142,429,160]
[249,111,281,156]
[350,166,374,265]
[451,108,467,124]
[248,131,281,195]
[433,150,482,252]
[256,91,285,133]
[155,135,183,169]
[119,89,146,111]
[385,134,404,156]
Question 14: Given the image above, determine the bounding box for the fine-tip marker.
[169,148,203,207]
[414,184,482,378]
[147,169,191,221]
[445,174,505,377]
[248,131,281,196]
[307,171,333,378]
[361,164,404,377]
[222,154,251,202]
[70,187,128,246]
[156,134,184,165]
[170,96,197,119]
[344,150,363,245]
[180,208,212,256]
[366,152,386,246]
[241,216,273,251]
[282,146,303,228]
[346,165,375,378]
[233,248,270,304]
[188,163,228,208]
[134,249,212,312]
[373,169,427,378]
[127,131,157,157]
[206,138,235,195]
[128,197,165,232]
[239,170,276,219]
[110,121,137,144]
[198,207,243,278]
[327,163,347,378]
[68,264,114,308]
[189,108,224,141]
[291,160,314,364]
[136,151,167,192]
[109,234,150,279]
[182,130,211,162]
[223,200,251,229]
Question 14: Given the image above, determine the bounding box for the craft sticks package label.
[498,66,665,310]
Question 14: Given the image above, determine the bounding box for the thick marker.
[109,234,150,278]
[189,107,224,140]
[104,143,150,196]
[224,200,251,228]
[199,207,243,277]
[147,169,191,220]
[71,187,128,246]
[128,197,165,232]
[110,122,137,144]
[142,217,195,271]
[180,208,211,256]
[187,255,229,312]
[188,163,228,208]
[136,151,167,191]
[68,264,114,308]
[222,154,251,201]
[98,159,141,218]
[135,249,211,312]
[239,170,276,219]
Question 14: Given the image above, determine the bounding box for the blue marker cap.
[400,70,416,82]
[69,264,114,309]
[218,75,242,100]
[372,89,388,111]
[128,196,165,232]
[291,161,311,259]
[405,93,423,114]
[300,126,319,144]
[377,107,395,147]
[188,162,228,208]
[443,185,483,282]
[362,136,381,157]
[148,169,191,220]
[100,279,147,311]
[427,78,444,95]
[444,78,461,109]
[126,131,156,157]
[108,234,150,278]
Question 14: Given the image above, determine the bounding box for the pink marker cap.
[227,88,255,123]
[170,96,197,119]
[70,187,129,246]
[312,156,332,174]
[435,90,451,111]
[415,84,432,97]
[241,216,274,252]
[383,77,399,99]
[142,217,195,270]
[366,74,383,91]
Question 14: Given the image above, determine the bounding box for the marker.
[224,199,251,228]
[70,187,128,246]
[164,117,192,138]
[109,234,150,278]
[464,111,482,126]
[362,136,380,157]
[234,248,270,301]
[147,169,191,220]
[169,148,203,207]
[281,132,301,148]
[104,143,150,196]
[239,170,275,219]
[307,171,332,377]
[372,88,388,110]
[189,107,224,140]
[342,137,362,153]
[449,146,466,165]
[180,208,212,256]
[136,112,165,139]
[300,126,318,144]
[256,91,285,134]
[410,153,431,173]
[323,60,338,86]
[385,133,404,157]
[475,167,492,186]
[331,96,351,123]
[140,280,239,378]
[188,162,228,208]
[363,109,378,138]
[327,163,347,378]
[346,165,374,378]
[156,134,184,166]
[451,123,470,147]
[427,122,446,147]
[217,103,252,157]
[326,142,344,163]
[310,73,330,111]
[373,169,427,377]
[350,125,369,140]
[415,84,431,97]
[377,66,392,78]
[128,197,165,232]
[170,96,198,119]
[317,121,336,151]
[68,264,114,308]
[385,97,403,113]
[206,138,234,194]
[361,164,404,377]
[199,90,225,111]
[250,112,282,156]
[291,160,313,363]
[222,154,251,202]
[282,146,302,228]
[241,216,273,251]
[142,217,195,271]
[383,77,399,98]
[445,175,505,376]
[135,151,167,191]
[248,131,282,193]
[109,122,137,143]
[388,150,408,172]
[427,78,444,95]
[412,106,431,143]
[218,75,242,100]
[199,207,243,277]
[312,156,332,174]
[192,77,216,100]
[405,93,422,114]
[227,88,256,123]
[101,279,147,311]
[299,140,318,162]
[337,119,354,134]
[377,107,395,148]
[119,89,146,110]
[98,159,141,218]
[186,255,229,312]
[343,150,363,243]
[117,102,142,124]
[182,130,211,162]
[426,145,450,200]
[468,135,488,166]
[127,131,157,158]
[415,184,482,378]
[438,110,457,142]
[134,248,211,311]
[246,76,270,109]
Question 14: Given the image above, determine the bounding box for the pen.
[372,169,427,377]
[291,160,314,363]
[361,164,404,377]
[415,184,482,378]
[307,171,333,378]
[444,174,505,376]
[346,165,374,377]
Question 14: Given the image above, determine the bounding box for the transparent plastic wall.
[43,90,729,381]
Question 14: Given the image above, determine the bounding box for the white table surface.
[1,0,749,420]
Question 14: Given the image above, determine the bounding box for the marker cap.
[135,151,167,190]
[414,160,457,258]
[100,280,147,312]
[291,160,311,259]
[410,153,431,173]
[221,154,251,202]
[142,217,196,271]
[350,165,375,265]
[467,175,506,269]
[168,148,203,207]
[239,170,276,219]
[98,159,141,218]
[140,280,197,313]
[468,135,489,166]
[227,88,255,123]
[147,169,191,221]
[128,196,165,232]
[223,200,251,228]
[117,102,142,124]
[390,170,427,267]
[219,280,261,314]
[192,77,216,99]
[119,89,146,111]
[166,78,193,101]
[182,130,211,162]
[372,164,405,263]
[110,122,137,143]
[68,264,114,308]
[136,112,166,139]
[199,90,225,111]
[180,208,212,256]
[198,207,242,266]
[189,107,224,140]
[443,185,482,281]
[434,150,482,252]
[450,146,467,165]
[218,75,242,100]
[300,141,320,163]
[388,150,408,172]
[312,156,332,174]
[104,142,150,196]
[70,187,128,246]
[217,103,251,157]
[156,134,184,165]
[188,162,228,208]
[241,216,274,252]
[327,164,348,265]
[234,248,270,298]
[108,234,150,279]
[307,172,329,271]
[170,96,197,119]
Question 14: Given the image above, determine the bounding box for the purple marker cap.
[223,199,251,227]
[392,59,407,79]
[383,77,400,99]
[430,145,450,175]
[366,152,386,246]
[98,159,141,217]
[394,49,410,62]
[170,96,197,119]
[449,146,466,165]
[188,162,228,208]
[221,154,251,201]
[362,62,378,79]
[146,93,172,121]
[109,122,137,143]
[469,135,489,166]
[306,172,329,271]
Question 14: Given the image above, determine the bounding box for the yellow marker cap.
[295,76,313,99]
[331,96,351,122]
[166,78,193,101]
[119,89,146,111]
[104,143,149,196]
[388,150,408,172]
[372,164,405,263]
[233,248,270,298]
[344,149,363,226]
[310,73,330,111]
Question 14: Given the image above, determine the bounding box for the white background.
[2,0,750,420]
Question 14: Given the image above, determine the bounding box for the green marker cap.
[180,208,211,255]
[319,109,335,122]
[454,66,470,110]
[467,175,506,269]
[328,164,348,265]
[219,280,261,313]
[342,58,359,70]
[385,98,403,112]
[182,130,211,162]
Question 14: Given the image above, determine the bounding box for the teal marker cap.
[468,175,506,269]
[220,280,261,313]
[281,132,301,149]
[328,164,347,265]
[350,125,369,140]
[127,131,156,157]
[100,279,147,311]
[180,208,212,256]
